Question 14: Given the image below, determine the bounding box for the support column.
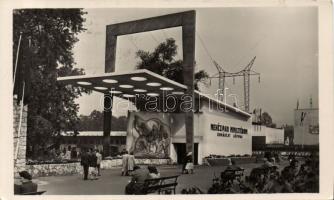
[103,10,197,160]
[104,34,117,158]
[103,92,112,157]
[182,11,196,158]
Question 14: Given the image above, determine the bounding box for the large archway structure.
[103,10,196,158]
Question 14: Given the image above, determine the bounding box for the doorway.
[173,143,198,165]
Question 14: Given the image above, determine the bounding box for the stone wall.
[13,97,28,176]
[135,158,171,165]
[101,158,171,169]
[27,158,171,177]
[27,163,83,177]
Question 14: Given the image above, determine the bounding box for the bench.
[142,175,179,194]
[220,167,245,184]
[21,191,46,195]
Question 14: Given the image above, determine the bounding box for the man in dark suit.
[80,149,90,180]
[88,148,98,180]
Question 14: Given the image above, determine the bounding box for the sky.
[72,7,318,127]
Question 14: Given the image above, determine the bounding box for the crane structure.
[210,56,260,113]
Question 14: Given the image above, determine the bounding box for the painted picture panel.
[127,112,171,158]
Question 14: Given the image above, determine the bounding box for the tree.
[260,112,272,126]
[13,9,88,157]
[259,111,279,128]
[136,38,209,90]
[111,116,128,131]
[77,110,128,131]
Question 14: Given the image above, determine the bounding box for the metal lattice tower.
[210,56,260,113]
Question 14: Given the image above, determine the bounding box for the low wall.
[27,158,171,177]
[26,162,82,177]
[204,157,256,166]
[101,158,171,169]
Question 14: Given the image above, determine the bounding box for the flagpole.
[14,81,25,161]
[13,32,23,91]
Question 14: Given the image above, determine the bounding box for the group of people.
[208,155,319,193]
[246,156,319,193]
[80,148,102,180]
[27,145,80,161]
[59,146,79,160]
[125,165,161,194]
[121,150,136,176]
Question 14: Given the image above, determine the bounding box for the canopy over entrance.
[57,69,251,118]
[57,69,186,98]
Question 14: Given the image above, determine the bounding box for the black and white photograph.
[0,0,333,199]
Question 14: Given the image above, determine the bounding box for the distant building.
[251,123,285,149]
[293,108,319,145]
[60,131,127,155]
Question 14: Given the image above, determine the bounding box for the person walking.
[80,149,90,180]
[65,146,71,160]
[127,152,136,175]
[96,149,102,176]
[89,148,98,180]
[121,150,129,176]
[183,152,194,174]
[71,147,78,160]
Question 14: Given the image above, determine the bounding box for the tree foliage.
[78,110,128,131]
[13,9,88,156]
[260,112,277,128]
[136,38,209,90]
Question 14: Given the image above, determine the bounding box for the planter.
[206,158,231,166]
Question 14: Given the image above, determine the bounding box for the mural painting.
[127,112,171,158]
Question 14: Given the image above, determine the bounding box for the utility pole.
[210,56,260,113]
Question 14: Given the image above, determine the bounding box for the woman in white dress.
[185,152,194,174]
[121,150,129,176]
[127,152,136,175]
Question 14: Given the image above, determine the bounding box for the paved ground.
[37,161,289,195]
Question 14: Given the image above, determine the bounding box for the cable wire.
[149,32,159,44]
[196,31,216,64]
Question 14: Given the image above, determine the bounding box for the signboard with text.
[210,123,248,139]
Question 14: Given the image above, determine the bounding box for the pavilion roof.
[57,69,251,118]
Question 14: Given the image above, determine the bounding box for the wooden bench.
[21,191,46,195]
[142,175,179,194]
[220,167,245,184]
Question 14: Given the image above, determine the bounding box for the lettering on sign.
[210,123,248,134]
[233,134,243,139]
[217,132,230,137]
